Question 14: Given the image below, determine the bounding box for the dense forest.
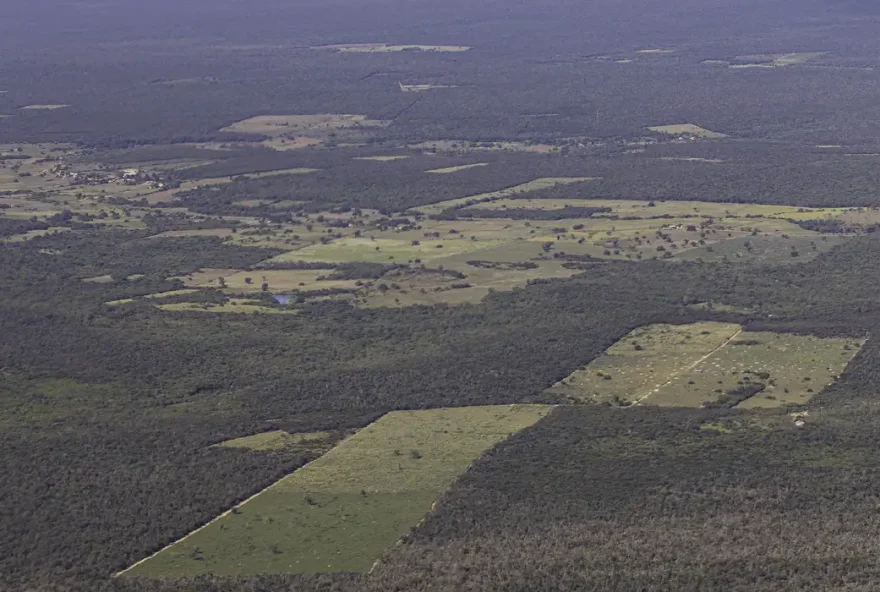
[5,0,880,590]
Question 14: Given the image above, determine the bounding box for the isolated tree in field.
[218,277,226,288]
[261,282,269,292]
[244,277,252,284]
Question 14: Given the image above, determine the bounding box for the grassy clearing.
[268,236,502,264]
[0,227,71,243]
[658,157,723,163]
[175,268,247,287]
[468,197,848,222]
[399,83,456,92]
[122,405,550,577]
[416,177,596,214]
[316,44,470,53]
[653,332,863,408]
[222,269,359,292]
[410,140,557,154]
[426,163,489,174]
[159,299,299,315]
[213,430,331,451]
[729,52,827,69]
[548,323,862,408]
[547,322,742,406]
[353,155,410,162]
[142,289,201,300]
[82,274,114,284]
[220,114,389,137]
[647,124,727,139]
[19,104,70,110]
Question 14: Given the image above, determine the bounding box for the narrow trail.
[633,328,743,406]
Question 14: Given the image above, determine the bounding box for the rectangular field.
[121,405,551,577]
[547,323,862,408]
[647,124,727,138]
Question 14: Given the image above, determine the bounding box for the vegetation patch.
[353,155,410,161]
[547,323,862,408]
[212,430,331,452]
[121,405,550,577]
[315,44,470,53]
[19,104,70,110]
[647,124,727,139]
[426,163,489,174]
[399,83,457,92]
[416,178,596,214]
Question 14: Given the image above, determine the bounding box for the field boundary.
[113,440,350,576]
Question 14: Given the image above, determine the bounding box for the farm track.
[634,328,743,405]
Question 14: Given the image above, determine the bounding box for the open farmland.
[314,43,470,53]
[547,323,862,408]
[415,177,597,214]
[213,430,333,452]
[121,405,550,577]
[647,124,728,138]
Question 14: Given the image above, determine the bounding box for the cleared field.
[268,236,502,264]
[213,430,331,451]
[729,52,827,68]
[316,43,470,53]
[82,274,114,284]
[0,227,70,243]
[467,197,848,221]
[651,332,863,408]
[121,405,551,577]
[426,163,489,174]
[19,104,70,110]
[261,137,323,151]
[410,140,558,154]
[150,228,237,239]
[353,155,410,162]
[547,323,862,408]
[159,299,300,315]
[399,83,456,92]
[220,114,389,137]
[416,177,597,214]
[222,269,360,292]
[659,157,723,163]
[548,323,742,406]
[143,289,201,300]
[647,124,727,138]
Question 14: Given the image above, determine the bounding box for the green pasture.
[122,405,551,577]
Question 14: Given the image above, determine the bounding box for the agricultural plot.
[547,323,862,408]
[652,332,863,408]
[725,52,827,68]
[267,236,503,264]
[159,299,300,315]
[410,140,558,154]
[647,124,728,139]
[426,163,488,174]
[220,114,389,150]
[213,430,331,451]
[19,104,70,110]
[220,114,389,136]
[399,83,457,92]
[416,177,597,214]
[314,44,470,53]
[121,405,551,577]
[353,155,410,162]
